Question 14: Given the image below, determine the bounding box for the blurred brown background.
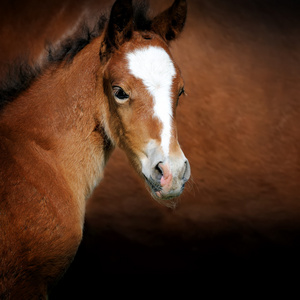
[1,0,300,296]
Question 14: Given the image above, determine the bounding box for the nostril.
[154,162,163,181]
[183,160,191,182]
[156,162,163,175]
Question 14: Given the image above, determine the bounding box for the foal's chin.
[144,182,183,209]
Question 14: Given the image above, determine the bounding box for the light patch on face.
[127,46,176,156]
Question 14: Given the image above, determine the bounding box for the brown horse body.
[60,0,300,284]
[0,37,101,297]
[1,0,300,295]
[0,0,190,297]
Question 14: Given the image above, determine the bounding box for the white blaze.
[127,46,176,156]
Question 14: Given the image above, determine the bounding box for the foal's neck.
[1,37,112,210]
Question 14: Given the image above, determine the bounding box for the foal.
[0,0,190,297]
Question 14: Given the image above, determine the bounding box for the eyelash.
[113,86,129,101]
[176,87,185,106]
[179,88,185,97]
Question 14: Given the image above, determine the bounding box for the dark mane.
[47,14,108,63]
[0,61,41,110]
[0,0,152,110]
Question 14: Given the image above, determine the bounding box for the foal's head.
[97,0,190,205]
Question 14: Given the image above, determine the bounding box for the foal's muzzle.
[144,159,191,200]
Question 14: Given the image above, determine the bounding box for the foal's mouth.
[144,175,162,194]
[143,175,184,201]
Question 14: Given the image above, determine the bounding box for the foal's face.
[103,33,190,203]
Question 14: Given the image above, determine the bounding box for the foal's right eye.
[113,86,129,101]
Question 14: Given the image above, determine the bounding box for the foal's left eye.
[113,86,129,101]
[179,88,185,97]
[176,87,185,106]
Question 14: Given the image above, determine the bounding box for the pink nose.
[149,159,190,199]
[157,162,173,194]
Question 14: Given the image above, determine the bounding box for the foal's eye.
[179,88,185,97]
[176,87,185,106]
[113,86,129,101]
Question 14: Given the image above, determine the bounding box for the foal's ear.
[100,0,133,63]
[151,0,187,43]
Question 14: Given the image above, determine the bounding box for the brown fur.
[2,0,300,295]
[0,38,101,298]
[0,0,188,297]
[51,0,300,287]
